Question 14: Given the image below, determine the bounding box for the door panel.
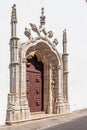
[26,56,43,112]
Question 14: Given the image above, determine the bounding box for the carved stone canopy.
[24,23,58,47]
[24,8,58,48]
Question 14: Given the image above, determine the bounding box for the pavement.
[0,109,87,130]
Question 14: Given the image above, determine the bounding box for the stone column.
[20,49,30,120]
[62,54,69,101]
[48,64,53,114]
[6,4,21,124]
[56,65,64,114]
[62,53,70,113]
[43,63,49,113]
[6,36,21,124]
[62,29,70,113]
[6,4,30,124]
[62,29,68,101]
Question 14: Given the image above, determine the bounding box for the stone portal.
[6,4,70,125]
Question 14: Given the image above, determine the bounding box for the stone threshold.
[6,112,70,125]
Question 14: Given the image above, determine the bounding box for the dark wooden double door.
[26,56,43,112]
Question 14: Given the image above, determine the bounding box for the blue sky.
[0,0,87,125]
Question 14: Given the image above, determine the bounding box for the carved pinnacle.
[40,7,46,26]
[63,29,67,43]
[11,4,17,23]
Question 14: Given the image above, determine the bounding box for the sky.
[0,0,87,125]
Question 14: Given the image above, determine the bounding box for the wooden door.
[26,56,43,112]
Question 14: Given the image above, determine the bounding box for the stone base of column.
[6,93,30,125]
[47,107,53,114]
[56,95,70,114]
[56,95,64,114]
[47,100,53,114]
[63,100,70,114]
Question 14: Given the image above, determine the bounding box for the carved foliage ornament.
[24,23,59,47]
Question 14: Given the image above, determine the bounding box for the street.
[1,109,87,130]
[42,115,87,130]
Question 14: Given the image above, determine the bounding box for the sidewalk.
[0,109,87,130]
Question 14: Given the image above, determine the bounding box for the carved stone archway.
[20,40,60,114]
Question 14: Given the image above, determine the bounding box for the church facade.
[6,4,70,125]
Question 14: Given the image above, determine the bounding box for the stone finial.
[63,29,67,53]
[63,29,67,43]
[40,7,46,26]
[11,4,17,23]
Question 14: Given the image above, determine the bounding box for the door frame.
[21,40,60,114]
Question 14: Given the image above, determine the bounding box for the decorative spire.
[11,4,17,23]
[63,29,67,43]
[11,4,17,37]
[40,7,46,26]
[63,29,67,53]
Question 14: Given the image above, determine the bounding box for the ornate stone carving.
[48,31,53,38]
[40,27,48,36]
[40,7,46,26]
[11,4,17,22]
[53,38,58,46]
[24,27,33,40]
[30,23,40,36]
[6,4,70,125]
[24,23,57,48]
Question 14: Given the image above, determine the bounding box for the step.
[31,111,45,115]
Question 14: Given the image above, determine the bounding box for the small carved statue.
[30,23,40,36]
[40,16,46,26]
[53,38,58,46]
[39,26,48,36]
[42,28,48,36]
[48,31,53,38]
[24,27,33,40]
